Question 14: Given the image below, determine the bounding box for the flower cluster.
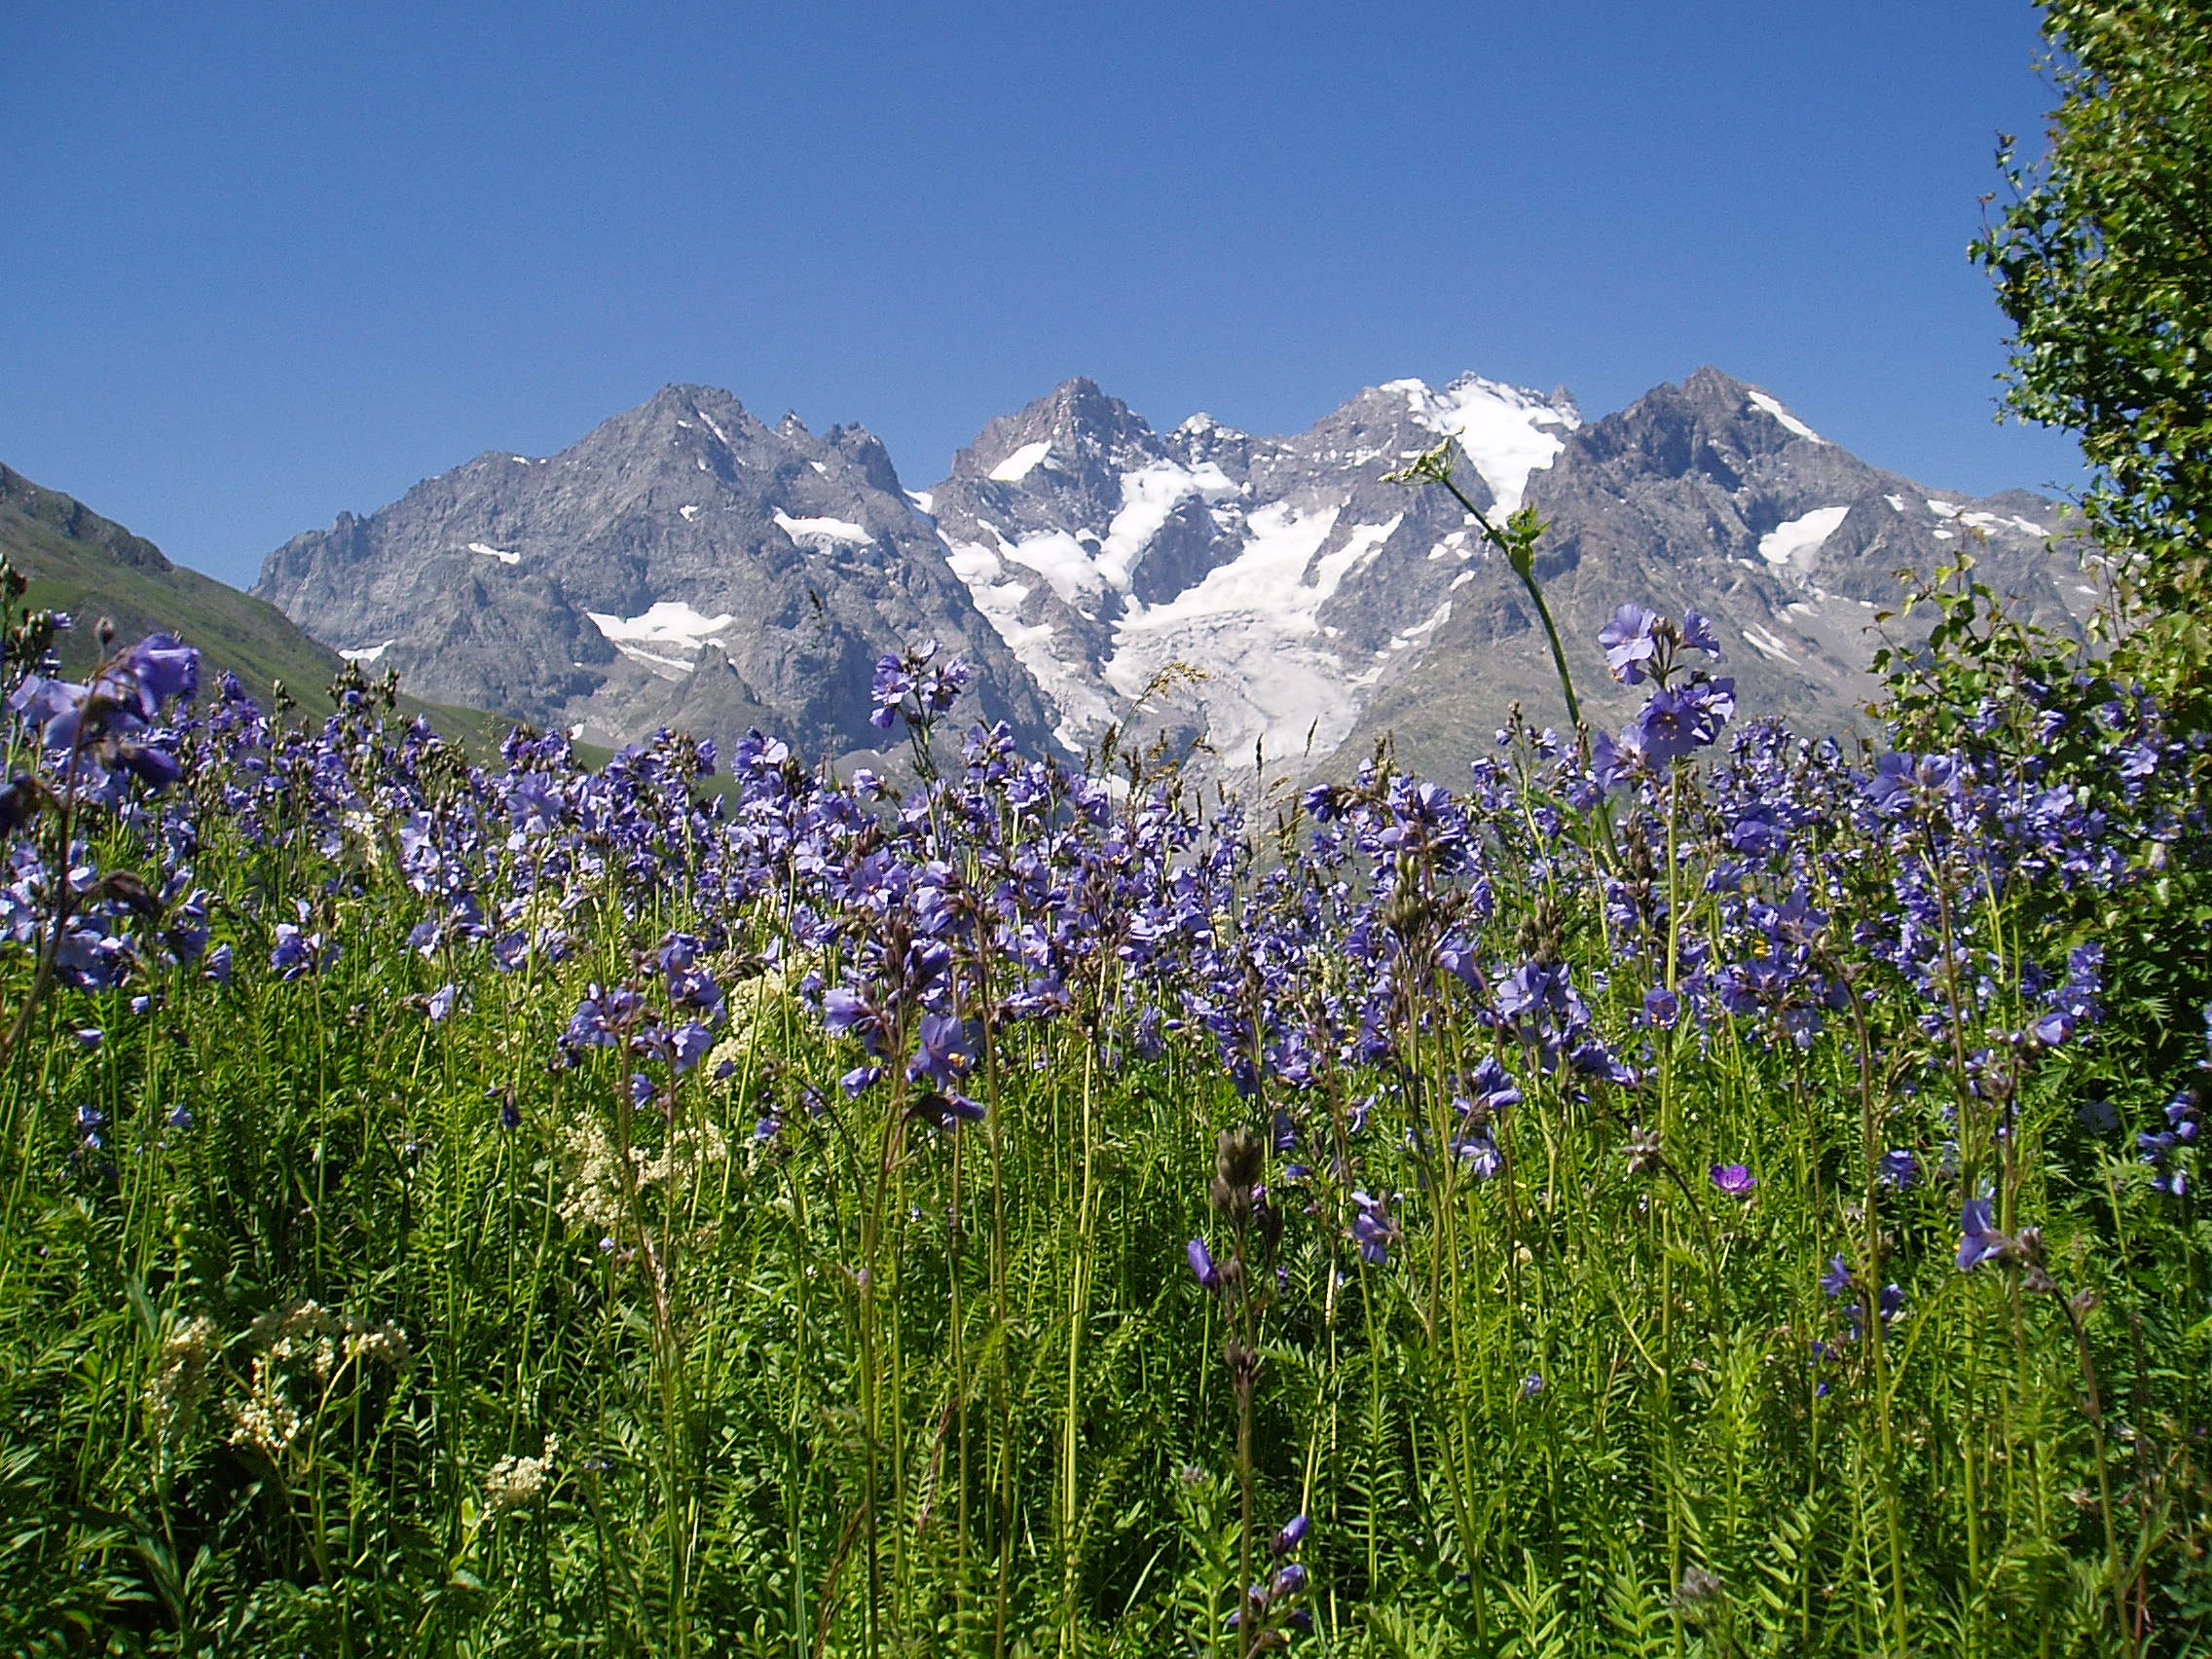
[868,638,974,733]
[2139,1008,2209,1197]
[1589,604,1736,785]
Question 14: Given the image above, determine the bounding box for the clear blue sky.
[3,1,2081,589]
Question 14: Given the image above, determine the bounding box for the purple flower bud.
[1187,1236,1221,1290]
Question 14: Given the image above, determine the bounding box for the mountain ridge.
[0,461,541,755]
[248,368,2091,784]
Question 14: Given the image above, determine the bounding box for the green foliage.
[0,676,2205,1656]
[1874,551,2212,1083]
[1973,0,2212,713]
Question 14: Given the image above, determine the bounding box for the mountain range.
[252,367,2093,784]
[9,366,2096,788]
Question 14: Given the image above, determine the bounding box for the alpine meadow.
[5,3,2212,1656]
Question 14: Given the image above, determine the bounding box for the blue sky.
[4,1,2078,589]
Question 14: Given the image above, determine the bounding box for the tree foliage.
[1975,0,2212,705]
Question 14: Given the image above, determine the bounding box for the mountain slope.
[1334,366,2093,773]
[927,368,2090,784]
[0,462,539,751]
[0,461,352,697]
[924,373,1583,770]
[246,369,2093,789]
[253,386,1054,760]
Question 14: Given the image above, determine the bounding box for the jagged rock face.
[925,373,1583,774]
[253,385,1053,759]
[256,369,2087,790]
[1333,366,2090,775]
[930,366,2087,788]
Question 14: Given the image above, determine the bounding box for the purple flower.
[907,1089,986,1130]
[1455,1133,1503,1178]
[1465,1054,1521,1115]
[1587,729,1634,797]
[1863,752,1960,814]
[1679,608,1721,657]
[907,1013,977,1089]
[1187,1236,1221,1290]
[1877,1148,1918,1190]
[1271,1514,1309,1555]
[11,675,90,748]
[114,740,182,790]
[1709,1162,1755,1198]
[1350,1191,1401,1267]
[1957,1197,2003,1271]
[1819,1255,1852,1298]
[269,923,337,980]
[822,987,869,1037]
[1626,679,1735,766]
[1599,605,1661,684]
[669,1020,716,1073]
[566,983,645,1049]
[122,633,200,714]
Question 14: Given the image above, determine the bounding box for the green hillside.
[0,461,543,754]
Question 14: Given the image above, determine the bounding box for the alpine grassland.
[11,5,2212,1643]
[2,469,2209,1659]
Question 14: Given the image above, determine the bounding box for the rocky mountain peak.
[253,385,1052,760]
[945,376,1162,495]
[1567,368,1832,486]
[249,366,2087,793]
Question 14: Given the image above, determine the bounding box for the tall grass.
[0,584,2206,1656]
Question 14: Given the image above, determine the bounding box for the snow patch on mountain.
[1390,376,1580,512]
[586,601,736,679]
[1749,391,1825,444]
[998,528,1101,605]
[774,512,871,547]
[467,542,520,565]
[988,441,1052,482]
[1097,506,1411,762]
[942,532,1115,748]
[1101,460,1239,587]
[1758,506,1851,568]
[694,407,733,448]
[1741,622,1799,662]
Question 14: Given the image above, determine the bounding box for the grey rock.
[925,372,1581,775]
[929,365,2087,789]
[1334,366,2089,776]
[254,385,1053,760]
[255,368,2090,792]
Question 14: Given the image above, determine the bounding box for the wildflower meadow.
[1,496,2209,1657]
